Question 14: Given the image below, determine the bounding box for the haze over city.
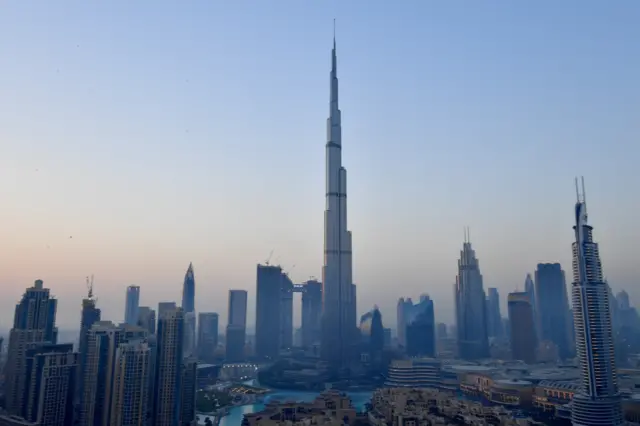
[1,1,639,330]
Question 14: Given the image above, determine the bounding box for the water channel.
[197,389,372,426]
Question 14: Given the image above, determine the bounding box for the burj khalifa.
[321,29,357,367]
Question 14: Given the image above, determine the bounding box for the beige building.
[109,339,151,426]
[369,388,541,426]
[241,389,356,426]
[80,321,148,426]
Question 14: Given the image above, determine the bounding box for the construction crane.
[265,249,274,266]
[86,275,94,299]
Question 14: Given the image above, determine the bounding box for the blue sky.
[1,1,639,330]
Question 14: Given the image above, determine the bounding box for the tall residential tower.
[321,29,357,367]
[570,178,623,425]
[4,280,58,416]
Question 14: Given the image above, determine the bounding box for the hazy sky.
[1,1,639,331]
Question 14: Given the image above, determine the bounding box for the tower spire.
[333,18,336,48]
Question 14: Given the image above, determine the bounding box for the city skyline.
[2,1,640,329]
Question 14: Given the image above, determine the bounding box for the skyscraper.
[454,233,489,360]
[180,358,197,426]
[137,306,156,335]
[125,285,140,325]
[183,312,196,359]
[154,307,184,426]
[616,290,631,310]
[301,279,322,348]
[359,307,384,363]
[197,312,219,363]
[255,264,283,359]
[79,322,148,426]
[486,287,503,338]
[109,339,151,426]
[507,292,537,364]
[226,290,247,362]
[280,272,294,350]
[535,263,571,359]
[182,262,195,313]
[77,287,101,404]
[396,298,412,348]
[321,29,357,367]
[5,279,58,416]
[23,343,78,426]
[570,178,623,426]
[524,273,536,322]
[404,296,436,358]
[158,301,177,319]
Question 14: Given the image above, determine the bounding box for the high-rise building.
[197,312,219,363]
[154,306,184,426]
[301,279,322,348]
[570,179,623,425]
[616,290,631,311]
[383,328,392,348]
[180,358,197,426]
[507,292,537,364]
[405,296,436,358]
[228,290,247,327]
[535,263,572,359]
[280,273,294,350]
[226,290,247,362]
[158,302,177,319]
[137,306,156,335]
[109,339,151,426]
[321,31,357,368]
[146,334,158,423]
[5,280,58,416]
[255,265,283,359]
[77,288,101,403]
[436,323,448,339]
[454,233,489,360]
[359,307,384,363]
[79,321,147,426]
[23,343,78,426]
[182,263,196,360]
[485,288,503,338]
[183,312,196,358]
[182,262,195,314]
[524,273,536,324]
[396,298,413,348]
[125,285,140,325]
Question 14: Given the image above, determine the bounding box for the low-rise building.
[241,389,356,426]
[369,388,542,425]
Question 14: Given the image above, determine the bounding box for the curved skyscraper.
[321,28,357,367]
[570,178,623,425]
